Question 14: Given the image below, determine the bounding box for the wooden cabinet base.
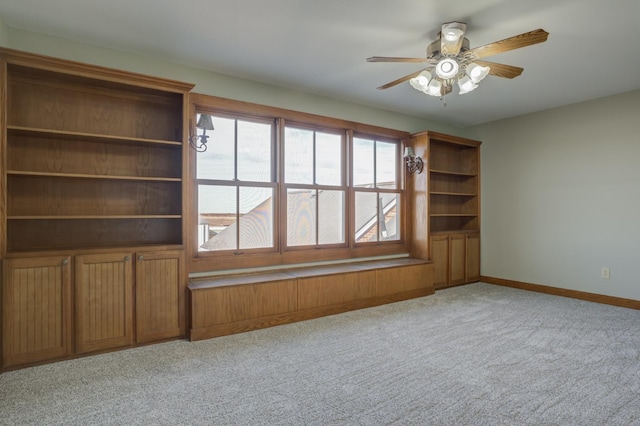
[2,249,186,370]
[2,257,73,368]
[190,288,431,341]
[430,232,480,288]
[189,259,433,341]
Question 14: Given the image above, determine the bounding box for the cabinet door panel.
[430,235,449,289]
[449,234,466,286]
[466,233,481,283]
[136,250,185,343]
[2,256,72,368]
[75,253,133,354]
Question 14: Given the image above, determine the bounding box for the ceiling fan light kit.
[368,22,549,98]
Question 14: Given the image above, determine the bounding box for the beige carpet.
[1,283,639,425]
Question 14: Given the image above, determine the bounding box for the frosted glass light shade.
[425,79,442,97]
[457,75,478,95]
[466,63,490,83]
[409,71,432,91]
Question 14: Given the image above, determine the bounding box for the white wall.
[0,16,9,46]
[471,89,640,300]
[4,26,463,136]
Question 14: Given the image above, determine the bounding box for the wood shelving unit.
[3,58,189,254]
[1,47,193,369]
[407,131,481,289]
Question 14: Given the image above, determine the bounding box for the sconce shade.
[196,114,215,131]
[403,146,424,174]
[190,113,215,152]
[404,147,415,158]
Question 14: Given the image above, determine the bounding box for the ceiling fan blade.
[367,56,426,63]
[440,21,467,56]
[473,60,523,79]
[466,28,549,59]
[377,68,431,90]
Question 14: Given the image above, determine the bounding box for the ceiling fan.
[367,22,549,97]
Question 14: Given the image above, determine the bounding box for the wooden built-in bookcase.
[4,64,185,252]
[0,48,193,370]
[407,131,481,289]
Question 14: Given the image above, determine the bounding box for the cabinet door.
[430,235,449,289]
[466,233,481,283]
[135,250,186,343]
[449,234,466,286]
[2,256,72,368]
[75,253,134,354]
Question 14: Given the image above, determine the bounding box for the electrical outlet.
[601,267,610,279]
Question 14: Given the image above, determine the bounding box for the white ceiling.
[1,0,640,127]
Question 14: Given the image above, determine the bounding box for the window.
[284,126,346,247]
[191,95,408,269]
[196,115,276,252]
[352,137,401,243]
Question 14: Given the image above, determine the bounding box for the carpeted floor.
[1,283,639,425]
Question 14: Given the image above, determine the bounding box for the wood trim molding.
[481,276,640,310]
[0,47,195,93]
[189,92,411,140]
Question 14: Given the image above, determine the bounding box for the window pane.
[239,187,274,249]
[315,132,342,186]
[376,141,397,189]
[237,121,272,182]
[318,190,345,244]
[198,185,237,251]
[287,188,316,246]
[197,116,235,180]
[285,127,313,184]
[353,138,374,188]
[354,191,378,243]
[379,193,400,241]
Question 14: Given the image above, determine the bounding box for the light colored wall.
[5,26,464,136]
[0,16,9,47]
[8,23,638,300]
[471,89,640,300]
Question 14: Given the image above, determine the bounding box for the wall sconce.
[189,114,215,152]
[403,146,424,174]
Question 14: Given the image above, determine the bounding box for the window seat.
[188,258,433,341]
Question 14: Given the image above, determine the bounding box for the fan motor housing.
[427,37,470,58]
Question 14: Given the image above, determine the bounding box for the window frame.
[189,94,410,273]
[195,112,278,255]
[350,133,403,246]
[281,122,349,251]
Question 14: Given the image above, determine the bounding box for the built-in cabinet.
[2,250,186,367]
[0,48,193,370]
[75,253,134,354]
[431,232,480,289]
[189,259,434,341]
[135,250,185,343]
[1,256,73,368]
[408,131,481,289]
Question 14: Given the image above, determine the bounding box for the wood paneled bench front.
[188,258,433,341]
